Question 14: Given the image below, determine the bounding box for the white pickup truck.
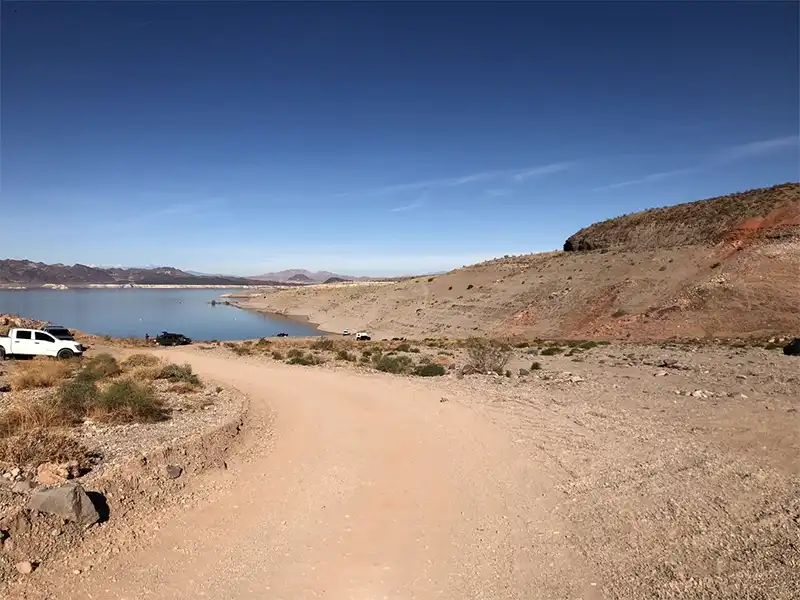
[0,328,85,360]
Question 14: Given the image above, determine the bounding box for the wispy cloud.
[389,195,427,212]
[593,134,799,192]
[592,167,699,191]
[714,134,799,163]
[336,161,574,198]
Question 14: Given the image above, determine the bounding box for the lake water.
[0,289,320,341]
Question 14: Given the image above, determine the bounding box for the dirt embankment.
[237,184,800,341]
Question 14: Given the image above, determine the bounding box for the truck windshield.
[47,329,73,338]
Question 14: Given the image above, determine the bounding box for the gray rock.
[11,480,36,495]
[165,465,183,480]
[518,368,530,377]
[28,483,100,527]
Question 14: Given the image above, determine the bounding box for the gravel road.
[44,350,602,600]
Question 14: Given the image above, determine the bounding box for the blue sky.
[2,1,798,276]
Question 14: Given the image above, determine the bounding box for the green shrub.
[515,342,530,348]
[336,349,356,362]
[94,380,166,424]
[157,363,200,385]
[413,363,445,377]
[395,342,411,352]
[611,309,627,318]
[57,376,99,420]
[286,353,318,366]
[373,354,414,374]
[578,341,600,350]
[540,347,564,356]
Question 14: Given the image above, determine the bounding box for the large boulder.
[784,338,800,356]
[28,483,100,527]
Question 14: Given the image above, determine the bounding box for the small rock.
[690,390,708,399]
[72,569,81,575]
[15,561,34,575]
[165,465,183,480]
[11,480,36,495]
[740,394,749,399]
[10,467,20,478]
[736,374,747,380]
[29,483,100,527]
[36,463,69,486]
[439,397,449,403]
[569,376,585,383]
[654,371,668,377]
[518,368,530,377]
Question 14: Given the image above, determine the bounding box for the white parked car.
[355,332,371,341]
[342,329,351,336]
[0,328,85,360]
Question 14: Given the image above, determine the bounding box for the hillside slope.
[239,184,800,340]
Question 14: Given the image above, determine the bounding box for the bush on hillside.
[93,380,166,424]
[157,363,200,385]
[463,338,511,374]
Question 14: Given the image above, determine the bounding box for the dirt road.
[44,351,602,600]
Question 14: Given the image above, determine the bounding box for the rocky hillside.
[0,260,263,286]
[564,182,800,252]
[241,184,800,341]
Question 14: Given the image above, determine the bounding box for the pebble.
[15,561,34,575]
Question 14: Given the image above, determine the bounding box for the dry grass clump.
[0,428,89,467]
[463,338,511,374]
[157,363,201,385]
[310,337,336,351]
[121,353,160,368]
[10,359,78,390]
[81,353,121,380]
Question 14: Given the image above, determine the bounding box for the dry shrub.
[0,428,89,467]
[413,363,445,377]
[56,375,100,421]
[336,349,356,362]
[91,380,166,424]
[10,359,78,390]
[157,363,200,385]
[0,399,67,437]
[271,350,285,360]
[464,338,511,374]
[81,353,121,380]
[122,353,160,368]
[373,354,414,374]
[311,337,336,351]
[170,382,199,394]
[127,365,163,381]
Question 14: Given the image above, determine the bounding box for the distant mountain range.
[0,260,272,286]
[249,269,362,283]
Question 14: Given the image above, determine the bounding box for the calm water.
[0,289,320,341]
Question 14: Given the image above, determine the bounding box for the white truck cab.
[0,328,84,360]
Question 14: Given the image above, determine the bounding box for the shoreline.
[226,298,337,335]
[0,284,281,290]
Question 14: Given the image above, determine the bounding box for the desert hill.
[238,183,800,340]
[250,269,358,283]
[0,260,267,286]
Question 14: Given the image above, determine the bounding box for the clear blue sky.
[2,1,798,276]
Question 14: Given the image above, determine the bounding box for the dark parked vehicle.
[156,331,192,346]
[276,332,289,337]
[40,325,76,341]
[784,338,800,356]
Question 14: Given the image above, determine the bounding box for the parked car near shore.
[0,328,85,360]
[155,331,192,346]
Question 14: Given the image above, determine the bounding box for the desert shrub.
[526,348,539,355]
[373,354,414,374]
[417,355,433,365]
[93,380,166,424]
[157,363,200,385]
[0,428,89,467]
[57,376,100,420]
[126,365,163,381]
[540,347,564,356]
[361,349,373,357]
[286,348,304,359]
[286,353,318,366]
[231,345,252,356]
[271,350,285,360]
[122,353,160,368]
[578,341,600,350]
[11,359,77,390]
[256,337,272,347]
[82,353,121,380]
[336,349,356,362]
[448,286,452,291]
[515,342,530,348]
[710,262,721,269]
[464,338,511,374]
[311,337,335,351]
[0,398,66,438]
[395,342,411,352]
[764,343,782,350]
[413,363,445,377]
[408,347,421,353]
[466,284,474,290]
[611,309,627,318]
[170,382,198,394]
[530,361,542,370]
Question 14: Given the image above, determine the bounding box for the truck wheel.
[0,347,5,360]
[57,349,74,360]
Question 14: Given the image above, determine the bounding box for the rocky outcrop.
[564,183,800,252]
[28,483,100,527]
